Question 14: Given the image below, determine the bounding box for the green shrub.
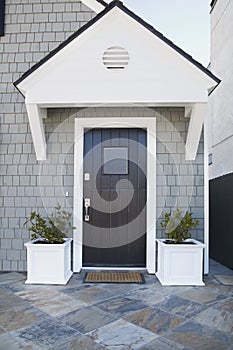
[160,208,199,244]
[24,204,75,244]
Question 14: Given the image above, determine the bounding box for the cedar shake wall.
[0,2,204,271]
[0,0,95,271]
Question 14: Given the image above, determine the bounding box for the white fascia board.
[186,103,207,161]
[26,104,47,161]
[81,0,105,13]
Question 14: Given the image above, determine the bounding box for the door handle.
[84,198,90,221]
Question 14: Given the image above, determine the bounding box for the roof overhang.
[81,0,106,14]
[14,0,220,161]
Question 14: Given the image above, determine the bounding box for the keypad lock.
[84,198,90,222]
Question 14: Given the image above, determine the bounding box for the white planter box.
[156,239,205,286]
[24,238,73,285]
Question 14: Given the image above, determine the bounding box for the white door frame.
[73,117,156,273]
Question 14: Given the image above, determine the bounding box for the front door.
[83,128,147,267]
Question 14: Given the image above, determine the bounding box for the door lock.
[84,198,90,221]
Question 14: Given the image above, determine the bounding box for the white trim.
[73,117,156,274]
[186,103,206,160]
[25,104,47,161]
[81,0,105,13]
[204,119,209,274]
[82,267,147,271]
[37,103,204,108]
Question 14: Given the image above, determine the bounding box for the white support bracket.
[26,104,47,160]
[186,103,207,160]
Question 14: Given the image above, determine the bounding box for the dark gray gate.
[83,128,147,267]
[210,173,233,269]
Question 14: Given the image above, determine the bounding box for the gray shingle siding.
[0,1,205,271]
[0,0,95,271]
[155,108,204,241]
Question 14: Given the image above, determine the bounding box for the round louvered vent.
[103,46,129,70]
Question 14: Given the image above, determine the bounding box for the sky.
[116,0,211,67]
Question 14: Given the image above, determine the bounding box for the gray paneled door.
[83,128,147,267]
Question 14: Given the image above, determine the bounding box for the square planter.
[24,238,73,285]
[156,239,205,286]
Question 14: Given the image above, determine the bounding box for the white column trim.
[73,117,157,273]
[25,104,47,161]
[186,103,207,160]
[204,118,209,274]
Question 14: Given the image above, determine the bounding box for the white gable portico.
[15,0,219,161]
[14,0,220,274]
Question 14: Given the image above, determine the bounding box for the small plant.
[24,204,75,244]
[160,208,199,244]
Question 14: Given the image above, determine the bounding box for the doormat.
[83,272,145,284]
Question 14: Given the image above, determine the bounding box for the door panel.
[83,128,147,267]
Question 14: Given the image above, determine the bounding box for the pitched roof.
[14,0,220,87]
[210,0,218,9]
[96,0,108,6]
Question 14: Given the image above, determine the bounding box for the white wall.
[208,0,233,179]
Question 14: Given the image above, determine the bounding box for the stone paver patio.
[0,260,232,350]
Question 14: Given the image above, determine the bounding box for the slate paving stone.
[50,334,106,350]
[87,319,158,349]
[9,280,43,293]
[0,326,6,335]
[95,296,148,316]
[58,305,117,334]
[155,295,207,319]
[144,274,159,284]
[209,259,233,276]
[0,289,27,313]
[0,267,233,350]
[124,306,186,336]
[202,278,233,300]
[138,336,188,350]
[63,286,116,305]
[216,297,233,312]
[124,285,166,306]
[214,275,233,285]
[96,282,141,296]
[178,287,226,305]
[16,287,88,317]
[0,332,40,350]
[154,285,192,297]
[193,306,233,333]
[0,304,47,332]
[58,274,98,291]
[0,283,20,293]
[0,272,26,285]
[15,318,80,348]
[168,321,233,350]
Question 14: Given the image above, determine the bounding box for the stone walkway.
[0,260,232,350]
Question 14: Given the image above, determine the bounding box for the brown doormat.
[83,272,145,284]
